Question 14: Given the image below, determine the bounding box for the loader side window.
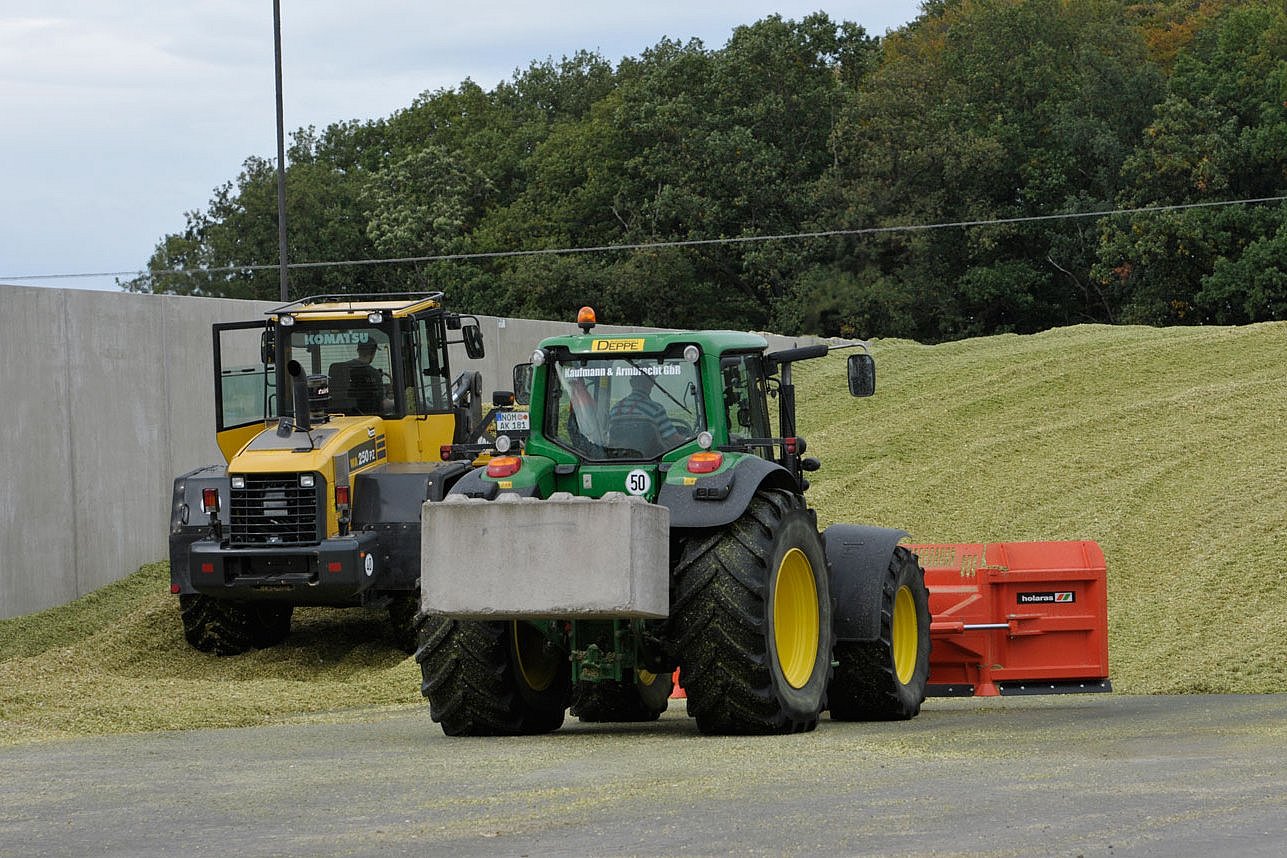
[214,322,276,432]
[719,353,771,452]
[408,316,451,413]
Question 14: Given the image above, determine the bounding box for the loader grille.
[228,474,322,546]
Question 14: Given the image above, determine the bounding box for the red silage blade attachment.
[908,541,1111,697]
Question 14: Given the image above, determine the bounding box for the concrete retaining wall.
[0,284,821,619]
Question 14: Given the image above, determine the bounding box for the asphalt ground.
[2,694,1284,857]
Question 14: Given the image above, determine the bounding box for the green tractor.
[415,309,931,736]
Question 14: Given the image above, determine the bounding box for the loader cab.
[212,293,484,464]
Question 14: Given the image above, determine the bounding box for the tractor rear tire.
[415,617,570,736]
[671,489,833,735]
[571,669,672,723]
[178,595,292,656]
[828,546,931,721]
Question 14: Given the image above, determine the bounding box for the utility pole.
[273,0,289,302]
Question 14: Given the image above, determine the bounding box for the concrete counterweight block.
[421,492,670,619]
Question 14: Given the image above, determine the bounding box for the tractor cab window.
[287,327,393,417]
[720,353,772,449]
[547,355,704,460]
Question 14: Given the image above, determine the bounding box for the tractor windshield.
[546,355,705,460]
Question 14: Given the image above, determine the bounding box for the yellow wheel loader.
[169,293,486,655]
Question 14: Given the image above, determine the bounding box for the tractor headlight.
[299,473,315,488]
[230,475,246,489]
[495,434,512,453]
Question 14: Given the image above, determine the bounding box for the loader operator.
[330,340,384,414]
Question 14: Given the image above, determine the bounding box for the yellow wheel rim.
[773,547,819,689]
[512,622,557,691]
[892,585,918,685]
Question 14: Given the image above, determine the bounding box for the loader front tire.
[386,593,420,654]
[828,546,930,721]
[178,595,292,656]
[415,617,570,736]
[672,489,832,735]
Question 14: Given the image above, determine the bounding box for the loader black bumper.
[183,531,388,606]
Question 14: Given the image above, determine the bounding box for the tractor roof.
[267,292,443,323]
[538,328,768,357]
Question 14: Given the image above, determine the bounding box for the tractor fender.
[824,523,910,643]
[447,456,553,500]
[659,455,799,530]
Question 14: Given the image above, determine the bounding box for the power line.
[5,194,1286,283]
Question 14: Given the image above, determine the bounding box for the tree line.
[126,0,1287,343]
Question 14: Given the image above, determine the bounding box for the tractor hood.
[229,417,387,477]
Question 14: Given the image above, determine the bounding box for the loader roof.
[267,292,444,323]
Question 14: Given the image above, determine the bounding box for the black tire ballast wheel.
[829,545,931,721]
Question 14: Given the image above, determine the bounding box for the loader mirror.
[462,322,485,360]
[512,363,534,406]
[847,353,876,397]
[261,330,276,366]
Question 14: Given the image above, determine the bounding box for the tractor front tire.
[672,489,833,735]
[829,546,931,721]
[178,595,292,656]
[415,617,570,736]
[571,669,672,723]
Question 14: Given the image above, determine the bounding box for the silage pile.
[801,322,1287,696]
[2,322,1284,745]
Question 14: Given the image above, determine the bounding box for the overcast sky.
[1,2,923,293]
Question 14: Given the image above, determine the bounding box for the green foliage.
[1097,1,1287,324]
[129,2,1286,338]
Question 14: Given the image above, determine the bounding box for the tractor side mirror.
[512,363,534,406]
[847,353,876,397]
[462,322,485,360]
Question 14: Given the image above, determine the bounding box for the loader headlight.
[299,473,315,488]
[230,475,246,489]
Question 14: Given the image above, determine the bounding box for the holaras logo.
[1017,591,1075,604]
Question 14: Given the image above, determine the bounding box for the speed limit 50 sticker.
[625,469,652,496]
